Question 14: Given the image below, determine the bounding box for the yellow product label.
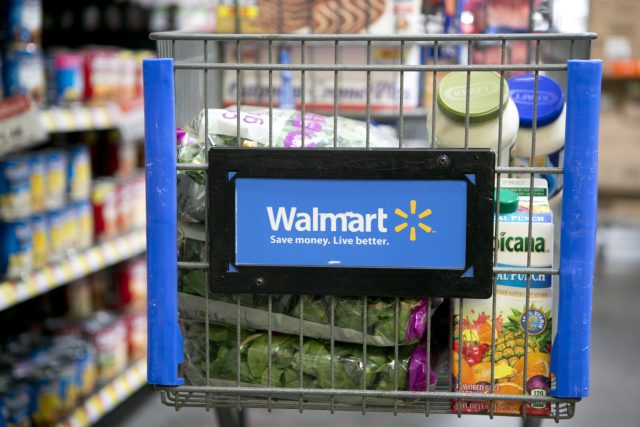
[33,393,61,425]
[32,227,48,268]
[82,365,98,396]
[217,5,261,32]
[48,170,66,197]
[8,253,28,276]
[50,223,64,253]
[72,163,91,199]
[79,211,93,248]
[31,173,46,212]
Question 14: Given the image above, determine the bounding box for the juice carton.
[452,178,553,416]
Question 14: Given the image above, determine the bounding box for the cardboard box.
[598,110,640,194]
[589,0,640,60]
[222,42,422,111]
[217,0,423,34]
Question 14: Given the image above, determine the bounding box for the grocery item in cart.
[430,71,519,166]
[178,107,399,222]
[509,74,565,198]
[44,150,67,211]
[0,156,30,220]
[0,219,32,278]
[182,322,437,395]
[223,43,422,111]
[452,179,553,415]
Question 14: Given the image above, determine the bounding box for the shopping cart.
[142,31,601,424]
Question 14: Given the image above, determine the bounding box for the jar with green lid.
[429,71,519,166]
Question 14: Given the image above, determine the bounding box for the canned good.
[91,179,117,241]
[83,312,127,383]
[67,146,91,202]
[115,179,131,232]
[0,219,32,278]
[44,150,67,211]
[130,171,146,229]
[28,365,61,427]
[0,380,32,427]
[46,210,65,263]
[52,338,97,398]
[2,49,45,104]
[54,52,84,104]
[117,258,146,309]
[124,310,147,361]
[28,154,46,215]
[30,214,47,269]
[50,357,78,416]
[6,0,43,45]
[0,157,30,220]
[61,205,78,253]
[73,201,94,250]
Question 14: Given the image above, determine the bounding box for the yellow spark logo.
[394,200,432,241]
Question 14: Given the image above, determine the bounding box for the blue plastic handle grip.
[551,59,602,398]
[143,58,184,386]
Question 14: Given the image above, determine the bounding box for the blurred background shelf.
[56,358,147,427]
[0,229,146,312]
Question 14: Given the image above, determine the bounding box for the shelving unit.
[0,229,146,312]
[56,358,147,427]
[0,96,145,157]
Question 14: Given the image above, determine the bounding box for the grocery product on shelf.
[46,209,65,263]
[2,49,46,105]
[54,52,85,105]
[91,179,117,242]
[508,74,565,198]
[43,149,67,211]
[452,179,553,416]
[123,310,146,361]
[82,312,128,384]
[0,379,31,427]
[4,0,43,45]
[73,200,94,250]
[29,152,46,214]
[67,145,91,202]
[430,71,519,166]
[31,212,47,269]
[116,258,146,310]
[0,219,32,279]
[0,155,30,220]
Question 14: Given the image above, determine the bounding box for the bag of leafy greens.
[181,322,437,397]
[178,221,441,347]
[177,106,399,222]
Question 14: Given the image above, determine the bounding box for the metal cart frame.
[143,32,601,422]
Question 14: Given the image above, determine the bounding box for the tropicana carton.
[452,178,553,416]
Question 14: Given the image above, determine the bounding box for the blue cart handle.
[551,59,602,398]
[143,58,184,386]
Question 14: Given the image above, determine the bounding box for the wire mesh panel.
[145,31,599,421]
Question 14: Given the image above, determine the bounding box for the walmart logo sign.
[235,178,468,269]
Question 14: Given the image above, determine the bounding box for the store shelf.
[57,358,147,427]
[40,99,145,142]
[0,229,146,312]
[0,95,48,157]
[0,97,145,158]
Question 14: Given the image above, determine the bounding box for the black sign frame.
[207,148,495,298]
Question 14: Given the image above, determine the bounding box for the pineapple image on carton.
[452,178,553,416]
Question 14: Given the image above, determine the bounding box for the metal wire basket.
[143,31,601,423]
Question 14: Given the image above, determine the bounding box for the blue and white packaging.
[0,156,31,220]
[0,219,32,278]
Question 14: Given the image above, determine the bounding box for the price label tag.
[0,96,47,156]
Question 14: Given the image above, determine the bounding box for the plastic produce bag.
[178,221,441,346]
[177,106,399,222]
[181,322,437,394]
